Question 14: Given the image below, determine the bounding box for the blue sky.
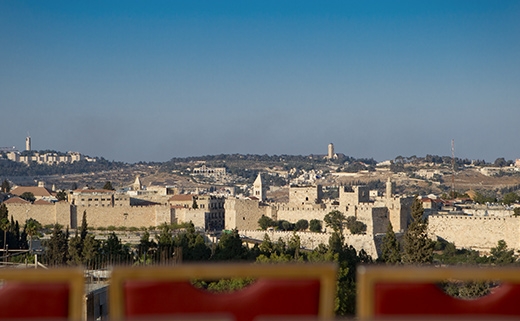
[1,1,519,163]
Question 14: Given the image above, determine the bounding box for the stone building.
[225,178,411,236]
[169,194,225,231]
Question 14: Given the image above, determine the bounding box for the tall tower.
[327,143,334,159]
[386,177,393,199]
[25,135,31,151]
[253,173,266,202]
[132,175,142,191]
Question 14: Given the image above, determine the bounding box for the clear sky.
[1,1,519,163]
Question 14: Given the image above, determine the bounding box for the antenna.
[451,139,455,199]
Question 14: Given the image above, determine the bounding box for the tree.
[402,198,434,264]
[24,218,42,251]
[494,158,508,167]
[192,199,198,209]
[380,222,401,264]
[173,223,211,262]
[258,215,275,230]
[213,229,248,261]
[19,192,35,203]
[82,234,100,263]
[490,240,515,265]
[309,219,322,233]
[295,219,309,231]
[1,179,10,193]
[502,192,519,205]
[45,224,69,266]
[103,181,115,190]
[345,216,367,234]
[0,203,9,251]
[324,210,346,238]
[56,190,67,201]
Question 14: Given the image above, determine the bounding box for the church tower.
[132,176,142,191]
[253,173,266,202]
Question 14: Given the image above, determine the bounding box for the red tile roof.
[169,194,194,201]
[34,199,53,205]
[3,197,30,204]
[11,186,54,197]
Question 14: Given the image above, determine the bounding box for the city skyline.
[1,1,519,163]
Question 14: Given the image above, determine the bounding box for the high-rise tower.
[327,143,334,159]
[25,135,31,151]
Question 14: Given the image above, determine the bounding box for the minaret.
[327,143,334,159]
[253,173,266,202]
[25,135,31,151]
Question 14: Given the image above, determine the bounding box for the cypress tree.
[402,197,434,264]
[380,222,401,264]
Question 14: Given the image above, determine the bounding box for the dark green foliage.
[514,208,520,217]
[103,181,115,190]
[402,198,434,264]
[44,224,69,266]
[19,192,35,202]
[173,223,211,261]
[213,229,249,261]
[1,179,10,193]
[502,192,519,205]
[100,232,132,262]
[192,199,198,209]
[345,216,366,234]
[380,222,401,264]
[278,220,294,231]
[258,215,275,230]
[442,281,491,299]
[295,219,309,231]
[473,191,497,204]
[309,219,322,232]
[56,190,67,201]
[324,210,346,237]
[82,234,100,263]
[490,240,516,265]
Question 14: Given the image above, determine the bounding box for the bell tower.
[253,173,266,202]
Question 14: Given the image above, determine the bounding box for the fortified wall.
[240,230,381,258]
[429,214,520,251]
[224,198,268,231]
[5,201,172,229]
[225,180,411,237]
[5,201,73,227]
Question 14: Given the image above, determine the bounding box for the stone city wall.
[5,202,171,229]
[77,205,171,228]
[174,208,206,229]
[428,215,520,251]
[275,208,330,226]
[240,230,380,258]
[6,202,71,227]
